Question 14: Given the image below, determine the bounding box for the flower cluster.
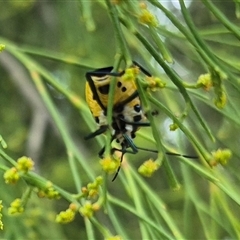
[3,156,34,184]
[138,9,158,27]
[81,176,103,199]
[145,76,166,91]
[4,167,20,184]
[138,159,160,177]
[8,198,24,215]
[16,156,34,173]
[56,175,103,224]
[210,148,232,167]
[121,67,140,82]
[55,203,77,224]
[37,181,60,199]
[197,71,227,109]
[197,73,213,91]
[79,201,100,218]
[100,156,120,174]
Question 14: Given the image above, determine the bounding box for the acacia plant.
[0,0,240,239]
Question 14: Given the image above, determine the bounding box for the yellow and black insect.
[85,61,151,159]
[85,61,197,180]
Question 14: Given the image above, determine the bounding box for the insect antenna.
[84,125,108,140]
[136,146,198,159]
[111,141,198,181]
[165,151,198,159]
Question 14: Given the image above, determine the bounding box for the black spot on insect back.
[117,81,122,88]
[121,87,127,92]
[133,115,142,122]
[98,84,110,94]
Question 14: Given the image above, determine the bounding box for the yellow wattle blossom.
[69,203,78,212]
[122,67,140,82]
[79,201,94,218]
[197,73,213,91]
[138,159,160,177]
[4,167,20,184]
[81,176,103,199]
[17,156,34,173]
[37,181,60,199]
[100,156,120,174]
[56,208,76,224]
[146,76,166,91]
[210,148,232,166]
[8,198,24,215]
[138,9,158,27]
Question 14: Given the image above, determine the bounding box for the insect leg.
[98,146,105,158]
[111,144,127,182]
[165,152,198,159]
[123,133,138,153]
[84,125,108,140]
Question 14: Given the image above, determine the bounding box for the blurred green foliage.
[1,0,240,239]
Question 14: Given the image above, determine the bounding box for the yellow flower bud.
[56,208,75,224]
[169,123,178,131]
[138,9,158,27]
[146,77,166,91]
[37,190,46,198]
[138,159,160,177]
[45,187,60,199]
[81,187,88,197]
[79,202,94,218]
[4,167,20,184]
[197,73,213,91]
[100,156,120,174]
[95,176,103,185]
[8,198,24,215]
[36,182,60,199]
[122,67,140,82]
[17,156,34,172]
[69,203,78,212]
[211,149,232,166]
